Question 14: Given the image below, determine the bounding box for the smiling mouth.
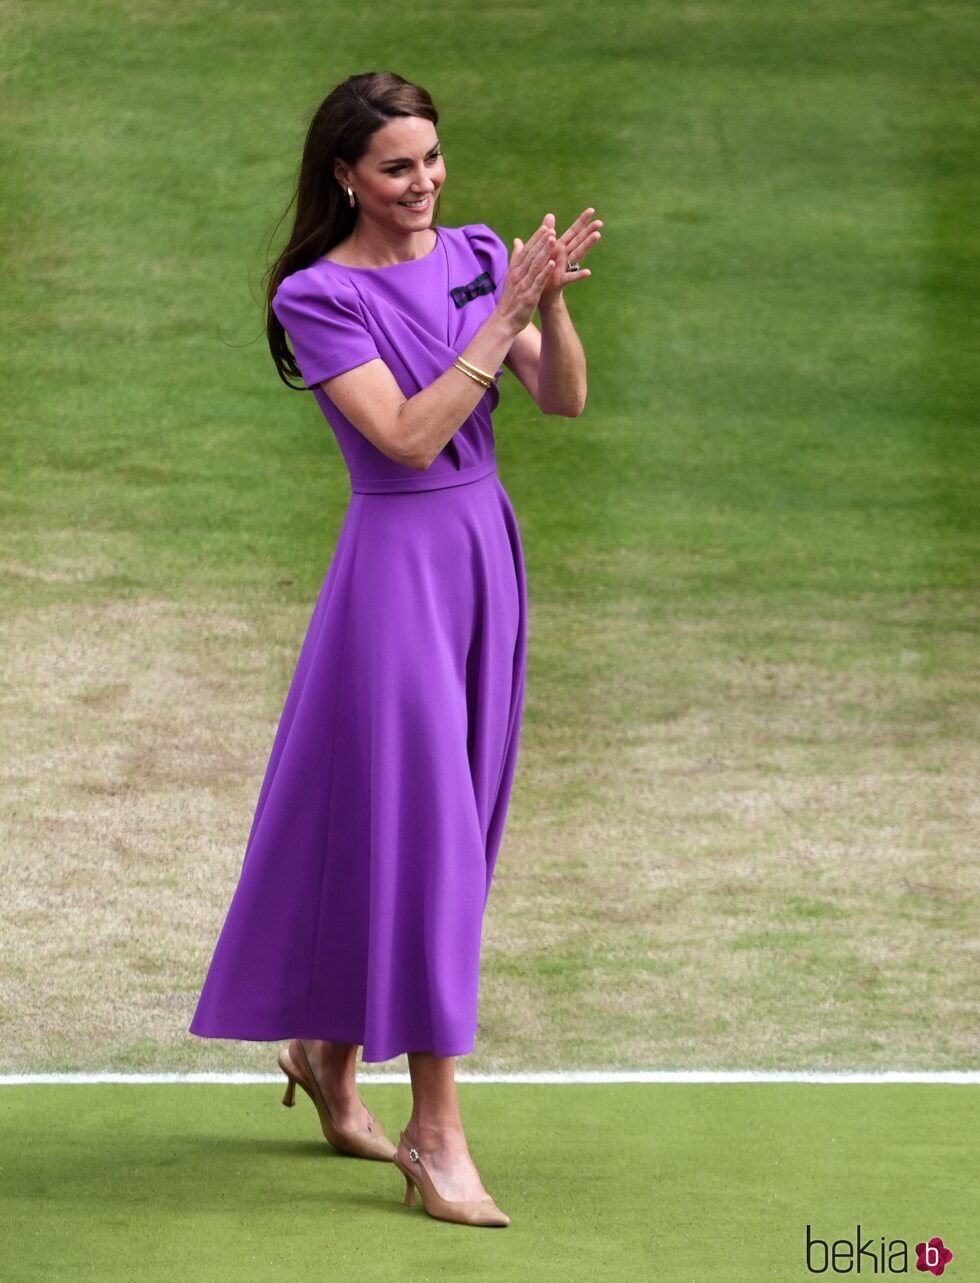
[399,196,431,209]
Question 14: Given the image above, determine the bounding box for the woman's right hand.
[494,221,559,337]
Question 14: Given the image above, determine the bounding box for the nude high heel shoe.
[393,1131,510,1227]
[277,1039,396,1162]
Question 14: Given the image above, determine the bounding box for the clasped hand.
[500,208,602,333]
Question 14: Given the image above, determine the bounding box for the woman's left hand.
[527,208,602,309]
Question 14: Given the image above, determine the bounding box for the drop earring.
[345,186,356,208]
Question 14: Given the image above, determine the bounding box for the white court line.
[0,1070,977,1086]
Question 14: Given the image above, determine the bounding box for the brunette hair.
[266,71,442,389]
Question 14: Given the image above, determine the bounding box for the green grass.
[3,1,975,610]
[1,1083,975,1281]
[1,0,978,1073]
[2,1,978,1073]
[1,5,980,1272]
[2,0,978,1276]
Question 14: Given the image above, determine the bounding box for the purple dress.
[188,224,527,1062]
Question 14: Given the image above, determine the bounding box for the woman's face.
[339,116,446,230]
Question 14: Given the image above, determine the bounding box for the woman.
[188,70,600,1228]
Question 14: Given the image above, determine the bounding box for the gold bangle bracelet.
[451,359,492,389]
[455,355,495,385]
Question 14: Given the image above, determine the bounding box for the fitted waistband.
[350,456,498,495]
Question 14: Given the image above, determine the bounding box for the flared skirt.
[188,469,527,1062]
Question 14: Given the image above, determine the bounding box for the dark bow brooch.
[450,272,495,309]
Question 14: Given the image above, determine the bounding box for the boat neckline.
[317,227,442,272]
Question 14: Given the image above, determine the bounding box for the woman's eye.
[388,152,441,174]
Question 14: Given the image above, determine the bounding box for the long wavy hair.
[266,71,442,390]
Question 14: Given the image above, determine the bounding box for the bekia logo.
[805,1225,954,1275]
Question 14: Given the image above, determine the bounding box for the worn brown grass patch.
[0,592,976,1072]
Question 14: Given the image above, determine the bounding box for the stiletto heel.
[275,1040,396,1161]
[392,1131,510,1227]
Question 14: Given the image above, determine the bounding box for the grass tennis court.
[2,1082,975,1281]
[1,0,977,1277]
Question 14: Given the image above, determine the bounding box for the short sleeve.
[461,224,510,303]
[272,272,382,389]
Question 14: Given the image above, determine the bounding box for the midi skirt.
[188,467,527,1062]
